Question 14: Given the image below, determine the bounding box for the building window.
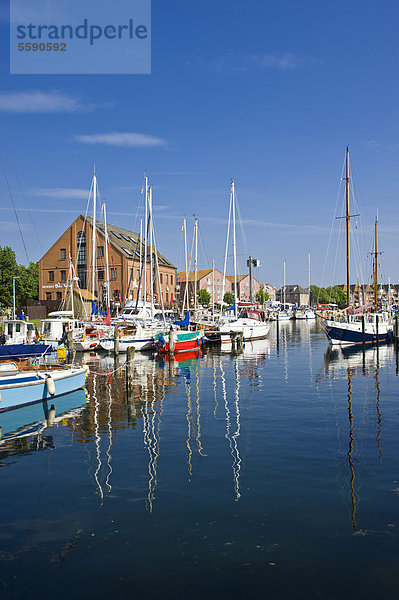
[48,271,54,282]
[165,274,168,284]
[77,266,87,289]
[56,292,62,301]
[77,231,86,264]
[46,292,52,300]
[166,292,168,302]
[61,270,66,282]
[98,269,104,280]
[160,274,163,284]
[111,268,116,280]
[60,248,66,260]
[170,275,173,286]
[98,246,104,258]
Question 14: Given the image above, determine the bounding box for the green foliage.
[0,246,38,309]
[197,288,211,306]
[256,289,269,304]
[17,262,39,304]
[0,246,18,307]
[310,284,347,309]
[326,285,347,308]
[223,291,235,306]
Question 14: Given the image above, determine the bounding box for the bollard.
[361,315,365,348]
[114,327,120,356]
[67,330,74,354]
[168,328,176,355]
[126,346,136,406]
[237,332,244,352]
[376,315,379,347]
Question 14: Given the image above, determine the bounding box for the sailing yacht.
[217,181,270,343]
[322,148,393,346]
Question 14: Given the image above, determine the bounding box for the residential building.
[226,274,261,301]
[176,269,231,306]
[276,284,310,306]
[38,215,176,310]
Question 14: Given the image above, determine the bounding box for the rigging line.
[319,154,346,293]
[0,148,30,263]
[0,129,44,256]
[235,194,249,267]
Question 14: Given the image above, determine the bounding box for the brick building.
[176,268,231,306]
[226,274,261,301]
[38,215,176,310]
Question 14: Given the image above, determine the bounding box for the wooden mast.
[373,216,378,308]
[345,147,350,307]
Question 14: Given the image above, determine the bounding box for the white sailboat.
[217,181,270,343]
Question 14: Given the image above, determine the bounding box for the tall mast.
[103,202,110,313]
[373,215,378,308]
[345,147,351,307]
[308,252,311,302]
[283,260,286,306]
[212,259,215,320]
[143,175,148,307]
[139,218,142,301]
[91,172,97,318]
[232,180,238,318]
[183,218,188,316]
[194,217,198,320]
[149,186,154,319]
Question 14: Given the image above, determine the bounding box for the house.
[38,215,176,311]
[261,283,277,302]
[176,268,231,306]
[226,274,261,301]
[276,284,310,306]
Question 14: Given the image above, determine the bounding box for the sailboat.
[295,254,315,320]
[322,148,393,345]
[217,181,270,343]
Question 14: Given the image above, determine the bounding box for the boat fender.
[45,374,56,397]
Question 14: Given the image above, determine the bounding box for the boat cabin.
[40,311,83,343]
[3,319,36,345]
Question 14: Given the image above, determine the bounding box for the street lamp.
[13,276,20,320]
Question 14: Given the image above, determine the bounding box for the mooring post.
[114,326,119,357]
[67,330,74,356]
[361,315,365,348]
[376,315,379,347]
[168,328,176,356]
[126,345,136,407]
[394,315,398,348]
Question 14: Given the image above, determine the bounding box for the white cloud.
[31,188,89,200]
[192,52,314,73]
[74,132,167,148]
[0,90,94,113]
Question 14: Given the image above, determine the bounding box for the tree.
[256,289,269,304]
[17,261,39,305]
[327,285,347,309]
[0,246,18,308]
[223,291,234,306]
[197,288,211,306]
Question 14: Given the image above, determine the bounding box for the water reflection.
[0,389,87,464]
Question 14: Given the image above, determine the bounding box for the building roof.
[277,285,309,294]
[86,216,175,268]
[176,269,214,283]
[226,274,249,284]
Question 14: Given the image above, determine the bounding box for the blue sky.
[0,0,398,289]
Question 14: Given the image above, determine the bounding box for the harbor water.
[1,320,398,599]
